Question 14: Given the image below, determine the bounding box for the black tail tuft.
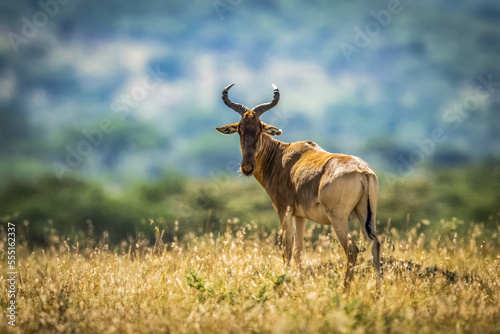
[365,196,375,240]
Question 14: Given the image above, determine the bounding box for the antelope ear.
[215,123,238,135]
[262,123,282,136]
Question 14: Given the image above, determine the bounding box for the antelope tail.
[365,197,375,240]
[365,175,377,240]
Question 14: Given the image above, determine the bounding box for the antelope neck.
[253,134,288,188]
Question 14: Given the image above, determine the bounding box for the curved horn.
[222,83,249,116]
[253,84,280,117]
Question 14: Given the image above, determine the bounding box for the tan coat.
[216,84,381,284]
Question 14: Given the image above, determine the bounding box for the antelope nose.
[241,164,254,176]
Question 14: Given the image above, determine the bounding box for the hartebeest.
[215,84,381,282]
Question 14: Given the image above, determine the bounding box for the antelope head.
[216,83,282,176]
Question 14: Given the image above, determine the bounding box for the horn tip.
[222,83,235,96]
[272,84,277,90]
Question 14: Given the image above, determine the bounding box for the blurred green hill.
[1,161,499,247]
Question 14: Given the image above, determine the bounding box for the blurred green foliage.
[378,161,500,230]
[1,161,498,248]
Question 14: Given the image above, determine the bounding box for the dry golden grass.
[1,222,500,333]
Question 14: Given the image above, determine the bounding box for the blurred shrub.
[378,160,500,232]
[0,175,151,246]
[1,161,498,248]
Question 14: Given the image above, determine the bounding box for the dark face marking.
[238,111,262,176]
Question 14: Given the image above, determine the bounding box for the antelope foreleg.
[280,206,294,265]
[294,216,306,267]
